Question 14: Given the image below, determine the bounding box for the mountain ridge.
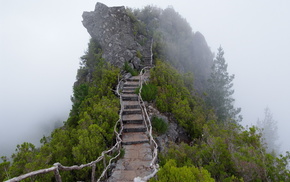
[2,2,290,182]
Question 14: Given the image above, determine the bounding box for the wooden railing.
[6,39,158,182]
[134,67,159,181]
[5,77,125,182]
[134,40,159,181]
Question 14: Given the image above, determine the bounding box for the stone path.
[107,76,154,182]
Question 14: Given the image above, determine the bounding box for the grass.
[152,116,168,135]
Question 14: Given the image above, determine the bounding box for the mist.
[0,1,94,157]
[1,0,290,157]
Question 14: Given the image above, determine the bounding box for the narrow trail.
[108,74,155,182]
[107,39,157,181]
[5,72,157,182]
[5,40,157,182]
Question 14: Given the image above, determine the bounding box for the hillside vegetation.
[1,39,121,181]
[1,5,289,182]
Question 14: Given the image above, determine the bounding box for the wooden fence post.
[91,163,96,182]
[54,168,62,182]
[103,156,107,179]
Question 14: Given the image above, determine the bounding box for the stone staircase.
[142,57,152,68]
[140,39,153,68]
[5,73,157,182]
[107,76,154,182]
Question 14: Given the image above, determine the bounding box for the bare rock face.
[82,2,144,68]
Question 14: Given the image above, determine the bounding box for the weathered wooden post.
[53,163,62,182]
[91,163,96,182]
[103,156,107,179]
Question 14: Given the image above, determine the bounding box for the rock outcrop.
[82,2,150,69]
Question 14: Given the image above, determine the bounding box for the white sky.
[1,0,290,156]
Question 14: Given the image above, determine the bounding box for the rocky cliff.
[82,2,213,92]
[82,2,151,69]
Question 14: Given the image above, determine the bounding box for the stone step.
[127,76,140,80]
[122,114,143,124]
[122,97,138,101]
[123,108,142,115]
[123,83,139,87]
[122,87,138,91]
[127,78,140,82]
[123,124,146,133]
[122,94,138,101]
[122,101,140,109]
[122,140,148,145]
[122,90,137,94]
[122,132,149,145]
[124,104,140,109]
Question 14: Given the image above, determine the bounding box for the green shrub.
[124,61,138,76]
[149,159,214,182]
[140,83,157,101]
[152,116,168,134]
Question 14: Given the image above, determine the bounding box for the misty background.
[1,0,289,157]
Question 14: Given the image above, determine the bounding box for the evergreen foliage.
[1,5,290,182]
[206,46,242,123]
[159,122,290,181]
[150,159,214,182]
[1,38,120,181]
[257,107,280,154]
[150,59,206,139]
[0,157,10,181]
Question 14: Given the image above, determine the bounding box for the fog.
[1,0,289,157]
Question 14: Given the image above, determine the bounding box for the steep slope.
[2,3,290,182]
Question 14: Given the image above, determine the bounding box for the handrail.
[6,39,158,182]
[5,77,125,182]
[135,66,159,181]
[134,39,159,181]
[96,76,125,182]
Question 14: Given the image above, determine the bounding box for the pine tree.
[257,107,280,154]
[207,46,242,123]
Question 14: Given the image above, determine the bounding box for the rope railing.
[135,38,159,181]
[6,39,158,182]
[134,66,159,181]
[96,76,125,182]
[5,77,125,182]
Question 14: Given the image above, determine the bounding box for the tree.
[206,46,242,123]
[257,107,279,154]
[0,156,11,181]
[9,142,36,177]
